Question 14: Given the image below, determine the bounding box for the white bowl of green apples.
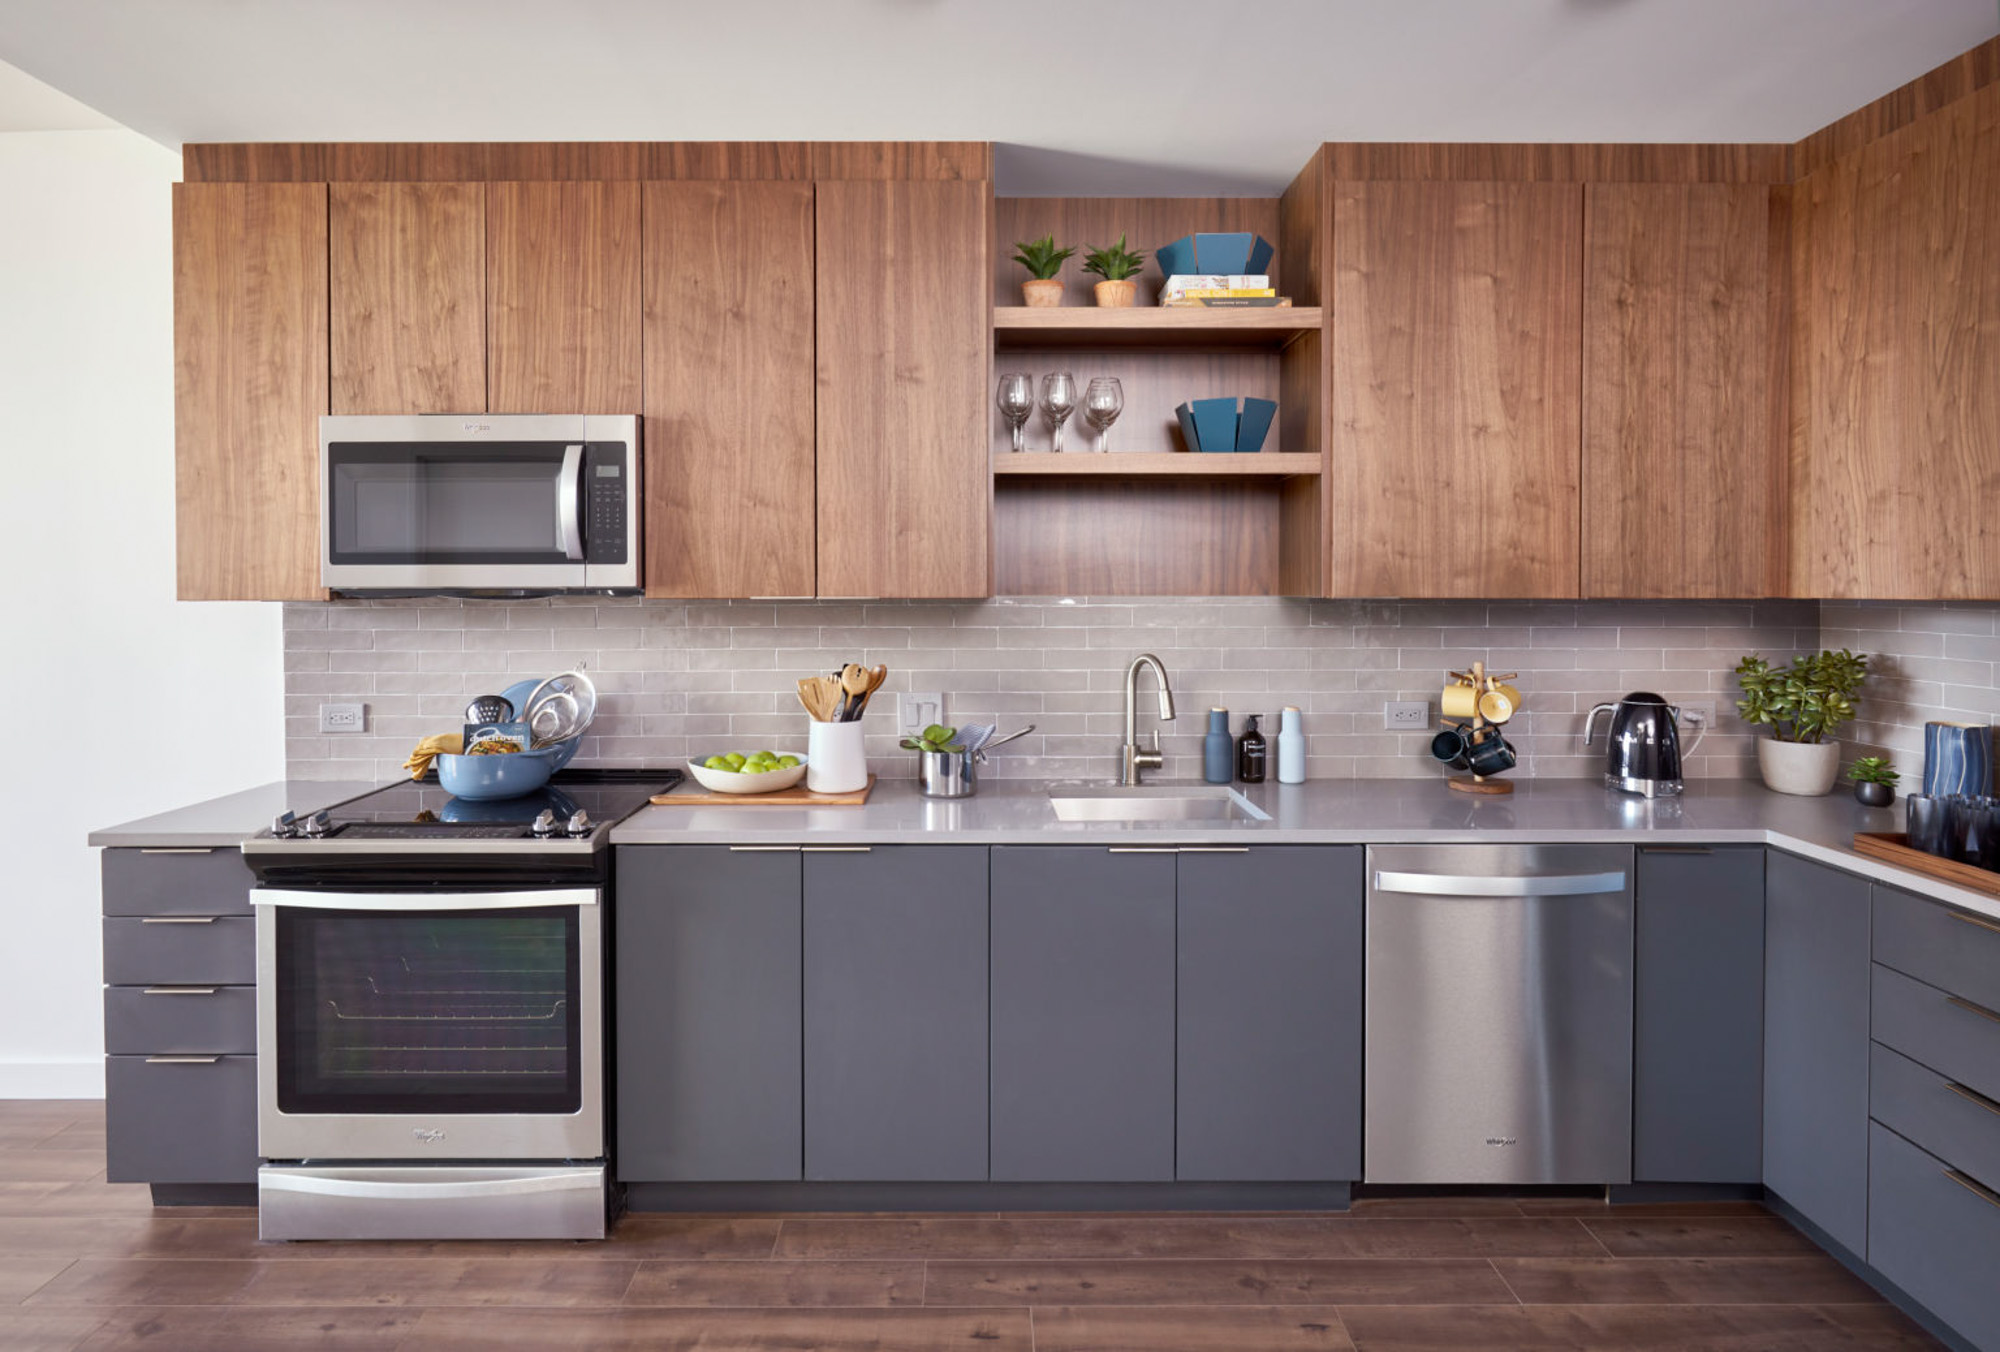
[688,749,808,794]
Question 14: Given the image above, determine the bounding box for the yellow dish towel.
[404,733,463,779]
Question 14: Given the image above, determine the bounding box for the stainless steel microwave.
[320,414,641,596]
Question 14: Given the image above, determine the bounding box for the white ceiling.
[1,0,1994,193]
[0,55,114,132]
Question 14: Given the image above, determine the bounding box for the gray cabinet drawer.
[105,1054,258,1185]
[102,847,252,917]
[1874,886,2000,1013]
[103,986,255,1056]
[102,916,256,986]
[1873,962,2000,1106]
[1868,1121,2000,1352]
[1872,1042,2000,1193]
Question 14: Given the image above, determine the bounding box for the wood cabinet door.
[1583,184,1782,598]
[1331,181,1582,598]
[486,181,642,414]
[328,181,486,414]
[173,181,327,601]
[642,181,816,598]
[815,179,991,598]
[1793,83,2000,599]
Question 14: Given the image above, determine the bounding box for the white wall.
[0,130,283,1096]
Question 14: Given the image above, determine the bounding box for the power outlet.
[1385,700,1430,731]
[1680,702,1716,735]
[319,703,366,734]
[899,692,943,736]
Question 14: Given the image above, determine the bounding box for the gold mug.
[1478,684,1521,724]
[1440,683,1480,720]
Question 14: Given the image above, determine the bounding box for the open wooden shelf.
[993,306,1323,349]
[993,452,1322,477]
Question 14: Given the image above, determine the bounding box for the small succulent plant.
[1847,756,1900,786]
[1012,234,1075,281]
[1082,234,1147,282]
[900,723,964,755]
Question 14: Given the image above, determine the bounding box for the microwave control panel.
[583,444,629,565]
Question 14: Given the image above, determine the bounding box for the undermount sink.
[1046,786,1270,824]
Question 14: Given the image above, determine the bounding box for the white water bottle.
[1277,705,1306,784]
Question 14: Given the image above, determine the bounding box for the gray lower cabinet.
[990,846,1176,1182]
[1176,845,1363,1182]
[1868,1121,2000,1352]
[104,1054,258,1184]
[614,846,803,1181]
[1633,845,1764,1183]
[804,846,988,1181]
[1762,849,1872,1255]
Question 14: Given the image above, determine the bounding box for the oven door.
[255,889,601,1162]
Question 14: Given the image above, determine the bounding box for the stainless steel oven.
[320,413,640,596]
[253,887,604,1239]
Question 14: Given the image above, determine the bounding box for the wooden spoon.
[837,664,872,721]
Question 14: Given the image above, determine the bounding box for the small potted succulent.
[1848,756,1900,808]
[1012,234,1074,307]
[1734,649,1870,796]
[1082,234,1146,307]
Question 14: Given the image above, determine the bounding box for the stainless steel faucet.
[1120,653,1177,785]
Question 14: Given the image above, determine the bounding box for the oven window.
[274,905,580,1116]
[326,443,573,565]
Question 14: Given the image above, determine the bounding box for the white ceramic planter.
[1758,738,1842,796]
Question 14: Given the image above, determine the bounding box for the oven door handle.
[557,444,585,561]
[253,888,598,912]
[259,1171,593,1201]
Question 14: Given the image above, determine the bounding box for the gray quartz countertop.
[87,780,383,848]
[612,776,2000,924]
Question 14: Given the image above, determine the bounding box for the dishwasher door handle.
[1373,870,1628,897]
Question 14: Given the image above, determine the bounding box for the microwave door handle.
[557,444,585,561]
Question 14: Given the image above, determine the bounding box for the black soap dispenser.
[1237,714,1267,784]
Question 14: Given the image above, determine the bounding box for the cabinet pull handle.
[1946,1168,2000,1211]
[138,847,218,855]
[1177,846,1250,854]
[1107,847,1178,854]
[142,987,220,997]
[1639,846,1712,855]
[1948,910,2000,937]
[1946,994,2000,1026]
[1946,1081,2000,1118]
[138,916,219,925]
[143,1056,221,1065]
[801,846,871,853]
[727,846,800,853]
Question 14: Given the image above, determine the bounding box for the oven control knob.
[301,811,332,838]
[564,810,593,838]
[531,809,558,838]
[270,811,299,839]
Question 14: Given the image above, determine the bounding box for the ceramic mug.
[1478,684,1521,724]
[1906,793,1956,858]
[1465,727,1517,777]
[1430,725,1474,771]
[1440,684,1479,721]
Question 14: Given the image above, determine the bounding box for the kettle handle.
[1583,702,1617,748]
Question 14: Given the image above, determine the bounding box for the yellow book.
[1167,287,1277,299]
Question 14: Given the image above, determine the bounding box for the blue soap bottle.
[1203,708,1232,784]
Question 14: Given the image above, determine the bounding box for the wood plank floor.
[0,1102,1941,1351]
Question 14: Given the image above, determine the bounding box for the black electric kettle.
[1583,692,1702,798]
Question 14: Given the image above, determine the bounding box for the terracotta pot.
[1093,278,1138,308]
[1757,738,1841,796]
[1021,279,1063,308]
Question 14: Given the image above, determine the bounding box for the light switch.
[900,692,943,735]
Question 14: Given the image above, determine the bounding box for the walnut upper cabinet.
[173,182,328,601]
[642,181,817,599]
[486,181,643,414]
[1330,181,1584,599]
[814,179,992,598]
[328,181,486,415]
[1793,81,2000,600]
[1581,183,1783,598]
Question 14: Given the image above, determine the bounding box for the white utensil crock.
[806,721,869,794]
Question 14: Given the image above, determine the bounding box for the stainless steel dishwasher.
[1364,843,1634,1185]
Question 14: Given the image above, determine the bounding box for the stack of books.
[1158,274,1289,308]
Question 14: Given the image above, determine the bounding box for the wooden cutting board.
[1853,831,2000,898]
[650,775,876,807]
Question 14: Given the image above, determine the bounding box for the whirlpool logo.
[412,1127,447,1145]
[1485,1136,1519,1148]
[460,422,492,434]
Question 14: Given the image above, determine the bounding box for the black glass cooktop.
[319,768,681,838]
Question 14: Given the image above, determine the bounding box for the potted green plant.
[1734,649,1869,796]
[1082,234,1146,308]
[1847,756,1900,808]
[1011,234,1074,308]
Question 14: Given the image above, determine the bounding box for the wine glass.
[1039,372,1078,453]
[1082,376,1124,454]
[995,373,1034,454]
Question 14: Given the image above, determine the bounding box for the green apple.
[703,755,729,770]
[776,755,800,769]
